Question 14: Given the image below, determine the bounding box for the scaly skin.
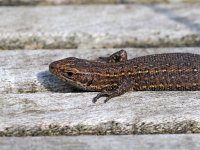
[49,50,200,103]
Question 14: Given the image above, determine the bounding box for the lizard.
[49,50,200,103]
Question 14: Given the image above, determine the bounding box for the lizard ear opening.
[86,80,93,86]
[81,75,93,86]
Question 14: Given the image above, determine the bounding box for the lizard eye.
[63,71,74,77]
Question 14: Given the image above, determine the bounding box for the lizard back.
[49,53,200,91]
[125,53,200,91]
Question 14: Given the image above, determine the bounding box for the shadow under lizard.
[49,50,200,103]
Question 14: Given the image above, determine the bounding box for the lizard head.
[49,57,94,90]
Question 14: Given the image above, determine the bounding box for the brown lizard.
[49,50,200,103]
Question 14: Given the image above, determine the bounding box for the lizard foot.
[92,91,112,103]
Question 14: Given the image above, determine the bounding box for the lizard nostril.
[49,62,56,72]
[49,64,53,69]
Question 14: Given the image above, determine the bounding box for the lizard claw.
[92,97,98,103]
[104,97,111,103]
[92,92,110,103]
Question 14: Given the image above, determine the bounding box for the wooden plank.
[1,91,200,136]
[1,135,200,150]
[1,48,200,94]
[1,48,200,136]
[0,0,199,6]
[1,5,200,49]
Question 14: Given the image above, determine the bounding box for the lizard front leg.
[92,78,137,103]
[98,49,127,63]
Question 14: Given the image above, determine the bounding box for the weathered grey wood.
[1,4,200,49]
[1,48,200,136]
[1,48,200,94]
[1,91,200,136]
[1,135,200,150]
[0,0,199,6]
